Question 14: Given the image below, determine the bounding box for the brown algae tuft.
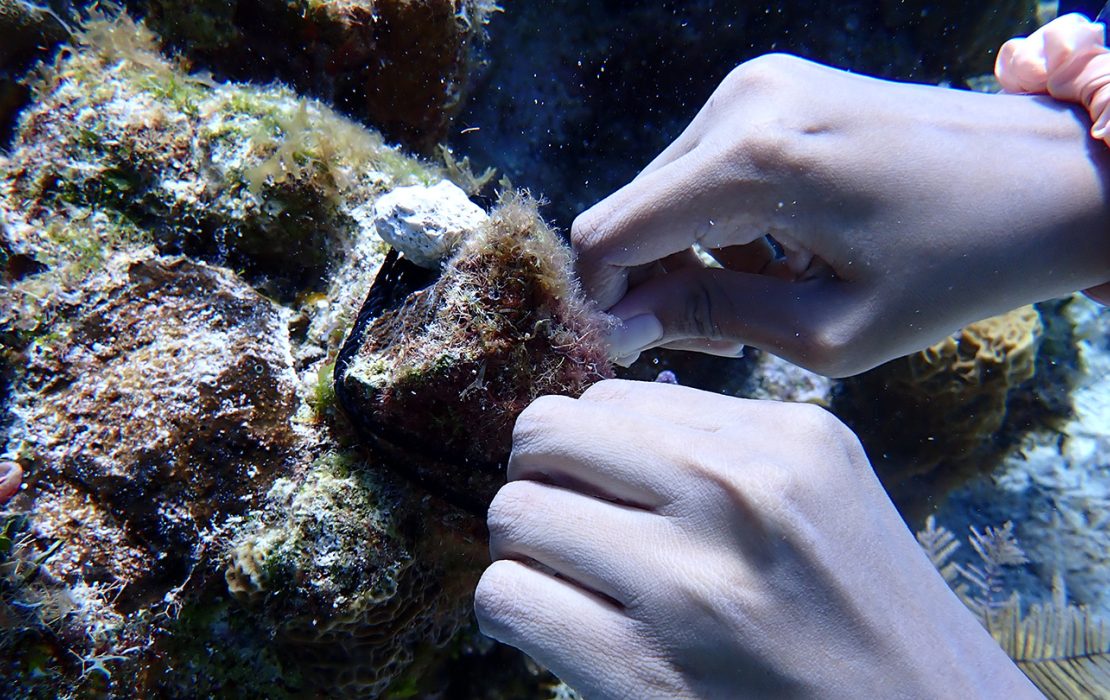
[336,193,614,512]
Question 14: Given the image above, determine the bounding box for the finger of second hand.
[708,239,777,274]
[510,395,695,509]
[474,559,640,699]
[572,149,766,310]
[657,338,746,357]
[487,480,665,608]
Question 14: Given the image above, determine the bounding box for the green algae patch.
[3,12,442,302]
[223,450,484,696]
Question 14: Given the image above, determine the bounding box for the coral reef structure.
[337,194,614,512]
[0,13,523,697]
[2,252,303,694]
[937,296,1110,621]
[0,11,617,696]
[917,516,1110,700]
[834,306,1046,511]
[225,451,489,696]
[141,0,503,152]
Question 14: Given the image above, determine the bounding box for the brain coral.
[835,305,1044,512]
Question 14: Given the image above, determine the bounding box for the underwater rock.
[372,180,488,269]
[336,194,614,512]
[0,14,509,696]
[142,0,502,153]
[0,1,70,68]
[744,350,834,406]
[835,306,1045,511]
[11,254,299,600]
[1,251,303,694]
[0,12,614,696]
[225,452,488,696]
[0,1,70,146]
[1,12,447,304]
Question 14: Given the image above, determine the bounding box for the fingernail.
[607,313,663,361]
[613,351,641,368]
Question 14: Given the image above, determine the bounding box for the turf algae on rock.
[336,194,614,513]
[0,12,521,697]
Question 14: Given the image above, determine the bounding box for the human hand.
[475,380,1041,699]
[573,54,1110,375]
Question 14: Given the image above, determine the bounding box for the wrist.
[996,13,1110,307]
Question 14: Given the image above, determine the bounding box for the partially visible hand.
[1086,281,1110,305]
[475,380,1041,699]
[573,54,1110,375]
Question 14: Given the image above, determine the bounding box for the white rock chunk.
[372,180,488,268]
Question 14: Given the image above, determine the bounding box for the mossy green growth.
[308,360,338,417]
[3,11,443,302]
[226,450,407,612]
[151,597,305,698]
[222,450,478,696]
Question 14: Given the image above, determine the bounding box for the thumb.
[607,266,858,375]
[1084,281,1110,305]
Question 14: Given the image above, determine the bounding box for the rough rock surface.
[373,180,489,269]
[2,252,305,694]
[834,306,1049,513]
[0,15,521,697]
[338,195,614,512]
[140,0,502,152]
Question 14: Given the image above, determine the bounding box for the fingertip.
[605,313,664,361]
[1083,281,1110,305]
[474,559,525,642]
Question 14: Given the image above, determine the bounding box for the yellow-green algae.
[0,12,491,698]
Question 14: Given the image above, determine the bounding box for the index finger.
[572,145,772,310]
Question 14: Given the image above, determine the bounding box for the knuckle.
[734,118,795,170]
[778,403,871,483]
[797,321,856,376]
[711,56,834,177]
[579,378,635,403]
[718,53,804,97]
[473,560,523,633]
[486,481,539,542]
[675,272,729,341]
[783,402,855,451]
[571,208,605,253]
[512,394,574,449]
[789,402,839,434]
